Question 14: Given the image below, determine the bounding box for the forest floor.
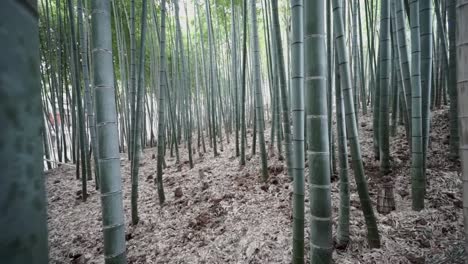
[46,107,464,264]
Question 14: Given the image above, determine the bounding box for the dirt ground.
[46,107,464,263]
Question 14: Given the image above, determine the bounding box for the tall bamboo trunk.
[68,0,88,200]
[271,0,293,178]
[130,0,148,225]
[456,0,468,256]
[91,0,127,261]
[332,0,381,248]
[410,0,425,211]
[395,0,412,139]
[250,0,268,181]
[305,0,332,261]
[419,0,433,173]
[448,0,459,159]
[156,0,167,205]
[379,0,391,175]
[1,1,49,262]
[231,0,240,157]
[205,0,218,157]
[240,0,248,166]
[335,47,351,249]
[290,0,305,262]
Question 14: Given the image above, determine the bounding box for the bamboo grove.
[1,0,468,263]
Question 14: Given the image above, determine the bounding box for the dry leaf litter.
[46,107,463,263]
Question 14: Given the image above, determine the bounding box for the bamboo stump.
[378,179,396,214]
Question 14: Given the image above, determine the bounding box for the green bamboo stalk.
[43,0,63,163]
[112,0,129,155]
[290,0,304,261]
[240,0,248,166]
[456,0,468,256]
[373,54,381,160]
[379,0,391,175]
[205,0,218,157]
[250,0,268,181]
[305,0,332,261]
[185,3,195,165]
[91,0,127,261]
[68,0,88,200]
[129,0,137,161]
[448,0,459,160]
[395,0,412,138]
[174,0,193,169]
[78,0,99,188]
[357,2,368,114]
[56,0,68,163]
[352,0,360,122]
[156,0,167,205]
[410,0,425,211]
[271,0,293,177]
[1,1,49,262]
[262,0,275,148]
[231,0,240,157]
[332,0,381,248]
[327,0,336,176]
[434,0,449,110]
[420,0,433,173]
[130,0,148,225]
[335,47,350,249]
[390,6,401,137]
